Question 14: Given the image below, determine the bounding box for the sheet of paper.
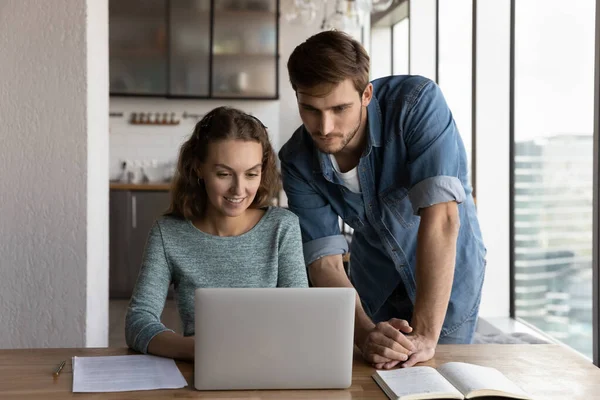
[72,355,188,393]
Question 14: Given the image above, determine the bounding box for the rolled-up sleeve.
[280,158,348,266]
[302,235,349,266]
[408,176,465,215]
[403,80,467,214]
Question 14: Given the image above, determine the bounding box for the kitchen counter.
[110,182,171,191]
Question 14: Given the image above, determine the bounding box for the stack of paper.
[72,355,188,393]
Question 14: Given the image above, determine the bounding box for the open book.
[372,362,532,400]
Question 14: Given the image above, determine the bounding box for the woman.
[125,106,308,360]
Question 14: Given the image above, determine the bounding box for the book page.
[437,362,531,399]
[373,366,463,400]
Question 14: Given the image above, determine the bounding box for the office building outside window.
[513,0,595,359]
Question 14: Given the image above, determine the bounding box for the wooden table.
[1,344,598,399]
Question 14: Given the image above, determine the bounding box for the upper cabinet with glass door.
[109,0,168,95]
[108,0,279,99]
[169,0,211,97]
[212,0,278,98]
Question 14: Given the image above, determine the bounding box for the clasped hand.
[359,319,436,369]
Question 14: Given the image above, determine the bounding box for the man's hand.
[375,333,437,369]
[372,201,458,369]
[359,319,415,367]
[402,333,436,367]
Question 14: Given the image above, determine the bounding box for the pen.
[53,360,66,377]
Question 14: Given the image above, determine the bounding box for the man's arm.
[412,200,459,341]
[400,201,459,367]
[376,201,459,369]
[309,254,415,365]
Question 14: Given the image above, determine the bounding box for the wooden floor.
[109,299,180,347]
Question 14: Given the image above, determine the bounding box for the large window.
[370,1,409,80]
[512,0,596,359]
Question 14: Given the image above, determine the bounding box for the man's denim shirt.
[279,75,487,337]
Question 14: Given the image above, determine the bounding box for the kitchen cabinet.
[109,0,168,95]
[169,0,212,96]
[109,190,132,298]
[110,190,172,299]
[109,0,279,99]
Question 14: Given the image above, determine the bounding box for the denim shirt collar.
[312,94,383,182]
[366,94,383,148]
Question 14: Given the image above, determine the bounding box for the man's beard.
[315,107,363,155]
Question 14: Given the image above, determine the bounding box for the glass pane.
[169,0,211,96]
[109,0,167,95]
[513,0,595,359]
[392,17,409,75]
[212,0,277,97]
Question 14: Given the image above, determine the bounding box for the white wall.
[86,0,110,347]
[0,0,109,348]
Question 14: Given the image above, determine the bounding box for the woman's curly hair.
[166,106,280,220]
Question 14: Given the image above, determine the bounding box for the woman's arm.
[125,222,193,360]
[277,215,309,287]
[146,331,194,361]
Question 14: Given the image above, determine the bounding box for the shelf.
[109,93,279,100]
[170,9,275,20]
[169,52,272,60]
[212,91,276,98]
[212,52,275,58]
[110,182,171,191]
[110,48,166,58]
[110,14,166,22]
[214,10,276,18]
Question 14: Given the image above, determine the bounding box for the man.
[278,30,486,369]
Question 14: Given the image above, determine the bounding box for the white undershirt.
[329,154,361,193]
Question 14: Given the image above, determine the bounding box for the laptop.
[194,287,356,390]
